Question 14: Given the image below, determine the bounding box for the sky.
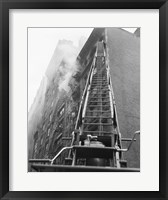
[28,27,137,111]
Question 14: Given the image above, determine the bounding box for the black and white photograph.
[28,27,140,172]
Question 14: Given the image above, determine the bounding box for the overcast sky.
[28,28,137,111]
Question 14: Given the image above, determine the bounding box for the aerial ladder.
[29,41,140,172]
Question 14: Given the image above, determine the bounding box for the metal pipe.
[117,131,140,152]
[108,84,114,119]
[51,146,73,165]
[74,58,95,130]
[126,130,140,151]
[69,59,96,151]
[82,85,90,119]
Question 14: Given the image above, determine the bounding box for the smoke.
[46,39,86,92]
[54,40,80,92]
[58,56,79,92]
[46,40,79,84]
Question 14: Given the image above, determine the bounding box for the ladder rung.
[92,81,108,83]
[89,92,109,94]
[85,116,112,119]
[90,87,109,89]
[89,91,109,94]
[90,88,109,90]
[83,131,112,134]
[87,104,110,106]
[89,95,109,97]
[89,96,110,99]
[92,77,107,79]
[88,105,110,107]
[93,74,107,77]
[91,84,109,88]
[89,101,110,103]
[90,92,109,94]
[93,74,107,76]
[90,85,108,87]
[86,110,111,113]
[92,79,107,81]
[89,93,109,95]
[88,99,110,101]
[92,78,107,80]
[91,85,108,87]
[90,88,109,89]
[88,101,110,103]
[84,123,113,126]
[91,83,108,85]
[91,84,108,88]
[93,73,107,75]
[89,89,109,91]
[89,97,110,99]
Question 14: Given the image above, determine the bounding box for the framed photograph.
[0,0,167,199]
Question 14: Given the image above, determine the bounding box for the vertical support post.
[72,149,76,166]
[115,151,120,168]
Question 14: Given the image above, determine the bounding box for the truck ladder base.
[31,164,140,172]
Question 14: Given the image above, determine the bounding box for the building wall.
[106,28,140,168]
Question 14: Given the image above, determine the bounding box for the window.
[46,143,49,151]
[34,142,38,152]
[41,137,43,145]
[47,128,50,136]
[49,114,52,122]
[59,107,65,116]
[34,131,38,140]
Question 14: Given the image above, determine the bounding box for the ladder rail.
[107,64,122,144]
[68,56,97,158]
[74,57,96,131]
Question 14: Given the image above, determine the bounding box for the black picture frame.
[0,0,167,199]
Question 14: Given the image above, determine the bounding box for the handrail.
[104,40,120,137]
[67,55,96,159]
[51,146,73,165]
[107,65,121,135]
[117,131,140,152]
[104,42,122,168]
[68,55,97,160]
[105,48,121,148]
[29,147,73,165]
[74,57,95,131]
[82,85,91,119]
[69,57,96,149]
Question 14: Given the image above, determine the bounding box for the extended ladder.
[68,41,122,168]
